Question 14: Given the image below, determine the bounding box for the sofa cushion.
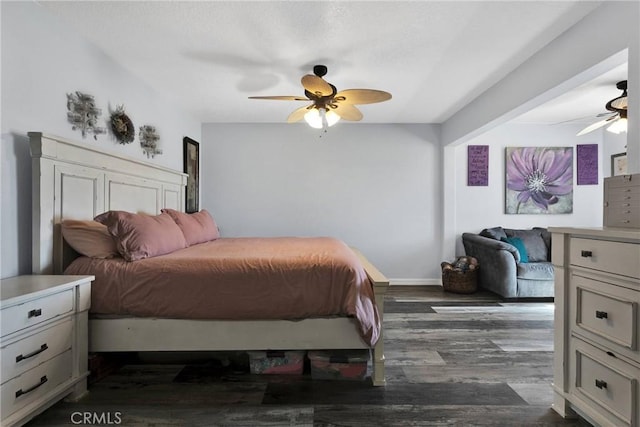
[480,227,507,241]
[505,229,548,262]
[533,227,551,253]
[516,261,554,280]
[501,236,529,263]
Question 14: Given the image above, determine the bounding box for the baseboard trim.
[389,278,442,286]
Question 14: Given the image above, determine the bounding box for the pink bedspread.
[64,237,380,346]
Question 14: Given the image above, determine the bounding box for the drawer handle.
[581,250,593,258]
[15,343,48,363]
[606,351,617,358]
[28,308,42,318]
[595,379,607,390]
[595,310,608,319]
[15,375,48,398]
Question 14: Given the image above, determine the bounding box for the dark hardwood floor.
[27,286,593,426]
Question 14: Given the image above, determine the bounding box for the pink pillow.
[94,211,187,261]
[61,220,119,259]
[161,209,220,246]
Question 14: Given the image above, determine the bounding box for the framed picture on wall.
[611,152,627,176]
[505,147,573,214]
[183,137,199,213]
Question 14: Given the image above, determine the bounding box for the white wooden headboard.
[29,132,187,275]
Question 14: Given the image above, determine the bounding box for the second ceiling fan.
[249,65,392,129]
[577,80,628,136]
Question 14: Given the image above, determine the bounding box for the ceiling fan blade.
[609,95,627,110]
[576,114,619,136]
[287,104,314,123]
[330,103,363,121]
[301,75,333,97]
[248,96,309,101]
[555,112,615,125]
[334,89,392,105]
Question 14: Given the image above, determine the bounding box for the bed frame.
[29,132,389,386]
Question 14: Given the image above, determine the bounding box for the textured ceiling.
[38,1,617,125]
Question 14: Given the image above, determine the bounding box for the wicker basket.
[442,268,478,294]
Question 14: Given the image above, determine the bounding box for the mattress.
[64,237,380,346]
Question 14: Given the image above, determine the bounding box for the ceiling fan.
[248,65,392,129]
[577,80,628,136]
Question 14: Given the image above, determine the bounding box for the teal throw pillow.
[501,236,529,263]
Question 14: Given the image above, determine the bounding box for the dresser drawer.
[606,188,640,228]
[0,350,72,421]
[606,186,640,202]
[570,238,640,279]
[604,176,640,229]
[605,208,640,228]
[606,175,640,189]
[570,338,639,426]
[1,318,73,384]
[572,275,637,352]
[1,289,73,338]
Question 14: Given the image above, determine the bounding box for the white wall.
[0,2,201,278]
[453,123,606,255]
[200,123,441,283]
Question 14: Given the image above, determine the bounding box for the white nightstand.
[1,275,93,427]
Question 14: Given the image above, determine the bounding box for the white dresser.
[0,275,93,427]
[550,227,640,427]
[604,174,640,229]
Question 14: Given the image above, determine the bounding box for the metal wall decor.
[66,91,106,139]
[110,105,135,144]
[139,125,162,158]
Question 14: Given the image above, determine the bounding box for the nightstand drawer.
[1,318,73,384]
[0,350,72,421]
[573,275,637,352]
[570,338,639,426]
[1,289,73,338]
[570,238,640,279]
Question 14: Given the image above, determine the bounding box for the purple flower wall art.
[505,147,573,214]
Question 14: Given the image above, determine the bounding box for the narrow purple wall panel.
[468,145,489,186]
[577,144,598,185]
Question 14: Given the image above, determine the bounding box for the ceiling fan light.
[606,117,627,134]
[304,108,323,129]
[325,109,340,127]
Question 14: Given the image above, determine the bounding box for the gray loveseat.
[461,227,554,299]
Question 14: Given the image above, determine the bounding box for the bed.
[29,132,389,386]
